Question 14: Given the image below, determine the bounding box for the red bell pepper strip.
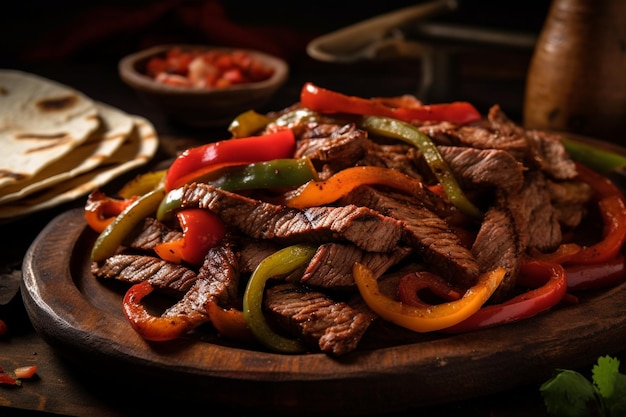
[122,281,197,341]
[442,260,567,333]
[164,129,296,191]
[566,254,626,291]
[84,190,137,233]
[398,271,462,307]
[300,82,482,125]
[563,163,626,264]
[154,208,226,266]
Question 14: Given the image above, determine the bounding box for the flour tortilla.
[0,102,133,204]
[0,70,100,190]
[0,115,159,219]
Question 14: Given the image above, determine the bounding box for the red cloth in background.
[21,0,315,64]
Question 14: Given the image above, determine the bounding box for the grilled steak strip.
[91,254,197,293]
[342,186,480,287]
[472,171,562,301]
[126,217,183,251]
[264,282,376,356]
[438,146,525,192]
[300,243,412,290]
[180,183,404,253]
[196,239,240,307]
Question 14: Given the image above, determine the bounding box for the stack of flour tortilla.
[0,70,159,219]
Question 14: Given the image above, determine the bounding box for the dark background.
[2,0,550,66]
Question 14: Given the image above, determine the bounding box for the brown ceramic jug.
[523,0,626,142]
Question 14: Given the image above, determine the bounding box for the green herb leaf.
[540,369,601,417]
[592,355,626,417]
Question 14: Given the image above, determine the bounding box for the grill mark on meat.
[471,206,520,302]
[264,283,376,356]
[342,186,480,287]
[294,124,370,173]
[91,254,197,293]
[126,217,183,251]
[438,146,525,192]
[161,278,213,325]
[180,183,403,253]
[196,240,240,307]
[238,238,282,274]
[301,243,413,290]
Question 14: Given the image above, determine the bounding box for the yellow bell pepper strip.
[206,299,255,342]
[84,190,138,233]
[153,208,226,266]
[164,129,296,191]
[360,115,483,218]
[569,163,626,264]
[353,262,505,332]
[122,281,196,341]
[284,165,425,209]
[228,109,275,138]
[442,260,567,333]
[300,82,482,124]
[117,170,167,199]
[243,244,317,353]
[91,186,166,262]
[565,254,626,291]
[188,157,318,192]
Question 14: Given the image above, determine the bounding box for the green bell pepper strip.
[243,244,317,353]
[91,186,166,262]
[156,158,318,221]
[360,115,483,218]
[187,157,318,192]
[228,110,275,138]
[561,136,626,175]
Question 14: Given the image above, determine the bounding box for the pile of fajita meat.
[90,101,594,356]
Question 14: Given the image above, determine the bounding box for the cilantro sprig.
[541,355,626,417]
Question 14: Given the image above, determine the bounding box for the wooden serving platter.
[20,134,626,415]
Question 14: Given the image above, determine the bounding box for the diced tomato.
[14,365,37,379]
[144,48,275,89]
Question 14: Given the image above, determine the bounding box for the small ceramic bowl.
[119,44,289,127]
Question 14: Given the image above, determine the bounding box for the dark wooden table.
[0,53,620,417]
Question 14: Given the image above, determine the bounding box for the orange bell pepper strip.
[84,190,137,233]
[154,208,226,266]
[206,300,255,342]
[164,129,296,191]
[353,262,505,332]
[122,281,197,341]
[284,166,426,209]
[300,82,482,124]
